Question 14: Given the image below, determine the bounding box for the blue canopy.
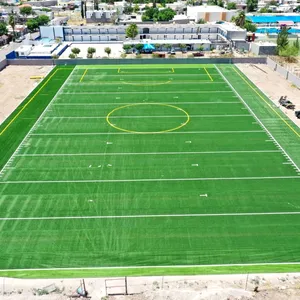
[143,43,155,50]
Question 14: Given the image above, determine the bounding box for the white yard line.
[0,176,299,184]
[60,91,234,95]
[0,68,76,178]
[1,211,300,221]
[42,115,251,119]
[215,65,300,174]
[1,261,300,272]
[30,130,265,136]
[15,150,281,157]
[52,102,240,106]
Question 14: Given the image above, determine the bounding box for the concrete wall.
[267,57,300,88]
[0,59,7,71]
[4,57,267,66]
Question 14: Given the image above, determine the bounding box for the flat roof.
[124,39,211,44]
[187,5,231,12]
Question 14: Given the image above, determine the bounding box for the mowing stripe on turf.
[60,91,235,95]
[215,65,300,174]
[2,211,300,221]
[14,150,281,157]
[1,176,299,184]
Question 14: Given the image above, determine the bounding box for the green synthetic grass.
[0,64,300,277]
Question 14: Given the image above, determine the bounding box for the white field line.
[1,261,300,272]
[60,91,234,95]
[1,211,300,221]
[74,73,219,77]
[52,102,240,106]
[215,65,300,174]
[0,68,76,178]
[30,130,265,136]
[70,82,227,85]
[1,176,299,184]
[15,150,281,157]
[42,115,251,119]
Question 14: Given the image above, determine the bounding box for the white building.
[186,5,238,22]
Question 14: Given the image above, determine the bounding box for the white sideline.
[30,130,265,136]
[0,68,76,178]
[215,65,300,174]
[15,150,281,157]
[42,115,251,119]
[1,176,299,184]
[1,211,300,221]
[1,262,300,272]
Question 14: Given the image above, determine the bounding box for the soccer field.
[0,64,300,277]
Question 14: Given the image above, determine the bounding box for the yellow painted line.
[118,68,121,73]
[0,69,60,136]
[204,68,213,82]
[80,69,88,82]
[233,67,300,138]
[172,68,175,73]
[106,103,190,134]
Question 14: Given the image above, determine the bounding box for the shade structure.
[143,43,155,50]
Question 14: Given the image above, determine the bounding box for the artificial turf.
[0,64,300,277]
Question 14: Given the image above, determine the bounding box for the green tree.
[218,0,224,7]
[197,45,204,51]
[234,11,246,27]
[279,45,298,62]
[124,5,134,14]
[154,43,161,51]
[126,24,138,39]
[69,53,76,59]
[71,47,81,56]
[197,18,206,24]
[164,43,172,50]
[20,6,33,16]
[26,19,39,32]
[259,7,272,13]
[247,0,258,12]
[157,8,176,21]
[0,22,8,36]
[88,47,96,54]
[179,43,186,51]
[227,2,236,9]
[133,4,139,13]
[293,36,300,49]
[123,44,132,53]
[277,26,289,53]
[104,46,111,56]
[244,20,257,32]
[36,15,50,26]
[135,43,144,52]
[8,13,16,41]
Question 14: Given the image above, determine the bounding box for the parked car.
[295,111,300,119]
[193,52,204,57]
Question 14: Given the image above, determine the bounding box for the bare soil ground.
[0,65,53,125]
[236,64,300,128]
[1,273,300,300]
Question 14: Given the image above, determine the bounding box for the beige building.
[187,5,238,22]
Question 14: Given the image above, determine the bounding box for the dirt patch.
[236,63,300,128]
[1,273,300,300]
[0,65,53,125]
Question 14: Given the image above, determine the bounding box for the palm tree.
[8,12,16,41]
[234,11,246,28]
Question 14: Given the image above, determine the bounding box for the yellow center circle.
[106,103,190,134]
